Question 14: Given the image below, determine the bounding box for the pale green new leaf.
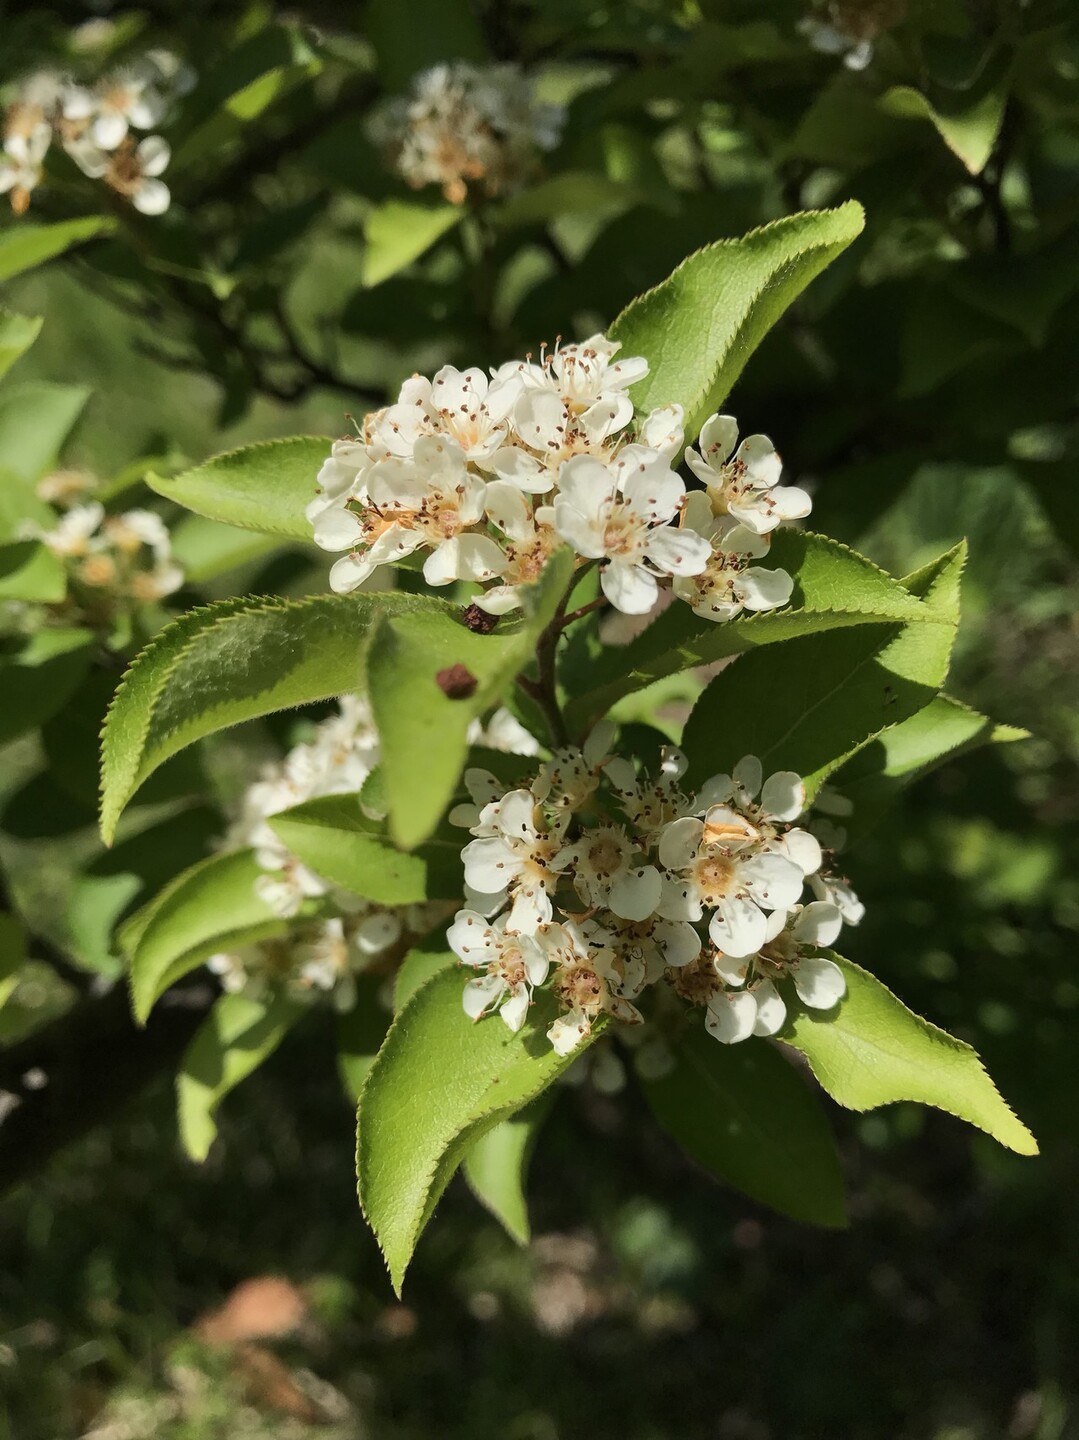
[643,1022,846,1226]
[0,540,65,603]
[369,548,574,849]
[268,793,463,904]
[680,542,963,797]
[880,85,1006,175]
[0,216,115,284]
[99,591,430,843]
[837,694,1029,840]
[567,530,927,731]
[125,849,291,1023]
[0,310,43,379]
[781,957,1037,1156]
[178,991,304,1161]
[169,513,283,582]
[0,382,90,482]
[463,1099,551,1245]
[362,201,463,288]
[357,966,595,1292]
[608,203,864,438]
[148,437,330,540]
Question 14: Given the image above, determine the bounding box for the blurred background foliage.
[1,0,1077,1434]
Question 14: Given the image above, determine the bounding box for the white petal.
[770,485,813,521]
[608,865,662,922]
[698,413,739,466]
[583,718,616,768]
[740,852,805,911]
[489,447,553,494]
[740,566,793,611]
[580,393,633,442]
[462,837,519,895]
[792,901,844,949]
[553,499,606,559]
[136,135,170,176]
[133,178,170,215]
[696,773,734,810]
[446,909,498,962]
[312,504,363,552]
[658,816,703,871]
[500,984,530,1032]
[656,919,701,968]
[548,1010,590,1056]
[779,828,823,877]
[601,560,657,615]
[463,973,505,1021]
[619,458,683,523]
[713,951,749,986]
[709,896,767,958]
[705,989,756,1044]
[793,955,846,1009]
[484,480,533,540]
[91,111,128,150]
[638,403,684,461]
[733,755,762,800]
[751,980,787,1036]
[514,388,568,450]
[645,524,711,576]
[329,552,377,593]
[761,771,806,822]
[508,885,552,933]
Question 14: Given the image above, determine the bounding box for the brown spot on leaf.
[437,663,478,699]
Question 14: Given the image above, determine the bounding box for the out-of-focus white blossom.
[28,498,184,619]
[368,61,563,203]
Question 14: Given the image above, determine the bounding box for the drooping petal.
[484,480,534,540]
[791,901,844,949]
[328,552,377,593]
[770,484,813,521]
[311,504,364,552]
[740,565,793,611]
[136,135,170,176]
[132,178,170,215]
[463,973,505,1021]
[713,951,749,986]
[705,988,756,1044]
[500,983,531,1032]
[751,979,787,1036]
[792,954,846,1010]
[601,559,657,615]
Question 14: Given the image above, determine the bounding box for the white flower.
[551,823,662,922]
[810,870,866,926]
[429,365,521,465]
[469,705,540,757]
[674,493,794,621]
[697,754,822,878]
[532,720,616,814]
[637,404,685,463]
[40,502,104,557]
[551,449,710,614]
[323,436,506,593]
[604,745,691,838]
[546,922,642,1054]
[583,909,701,977]
[1,96,51,213]
[798,14,874,69]
[460,788,562,933]
[62,67,167,151]
[657,804,805,957]
[448,910,551,1031]
[475,481,560,614]
[686,414,811,535]
[709,902,846,1042]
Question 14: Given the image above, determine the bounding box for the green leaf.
[0,913,27,1007]
[567,530,928,732]
[268,793,463,904]
[125,849,291,1023]
[880,84,1006,175]
[0,539,65,603]
[643,1023,846,1227]
[608,203,864,439]
[178,991,304,1161]
[369,548,574,849]
[463,1098,551,1245]
[362,201,463,288]
[0,309,43,379]
[0,627,94,747]
[680,542,963,797]
[781,957,1037,1156]
[837,694,1028,839]
[99,591,429,843]
[357,966,594,1292]
[0,381,90,482]
[169,512,283,582]
[0,216,116,284]
[148,436,330,541]
[393,934,456,1013]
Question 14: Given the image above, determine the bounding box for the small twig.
[556,595,607,631]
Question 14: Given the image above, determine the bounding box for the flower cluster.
[309,335,809,619]
[447,729,863,1054]
[367,61,563,204]
[0,50,192,215]
[211,696,535,1005]
[798,0,907,71]
[27,495,184,623]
